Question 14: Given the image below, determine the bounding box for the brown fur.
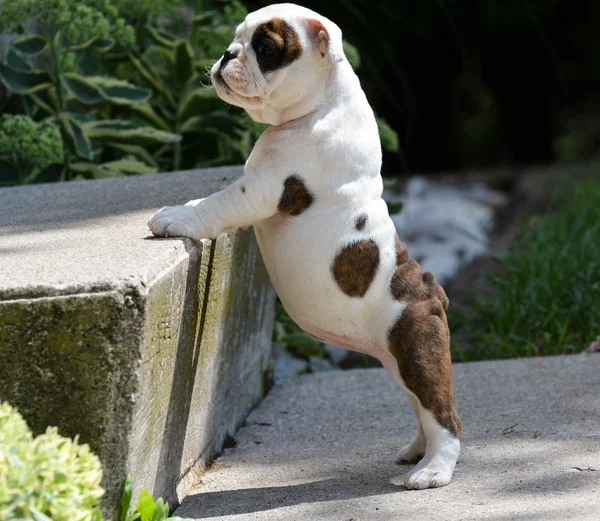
[278,175,314,216]
[389,235,460,437]
[355,214,368,231]
[332,239,380,297]
[251,18,303,73]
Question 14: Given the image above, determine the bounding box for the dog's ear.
[306,18,344,63]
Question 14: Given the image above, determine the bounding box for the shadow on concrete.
[180,475,401,519]
[152,239,215,506]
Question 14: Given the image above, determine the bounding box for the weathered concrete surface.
[176,355,600,521]
[0,167,275,517]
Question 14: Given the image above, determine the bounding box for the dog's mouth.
[213,71,264,106]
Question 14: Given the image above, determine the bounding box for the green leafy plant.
[0,114,64,184]
[112,1,251,171]
[0,0,248,183]
[0,401,104,521]
[120,475,192,521]
[451,180,600,361]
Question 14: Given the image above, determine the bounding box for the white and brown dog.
[148,3,461,490]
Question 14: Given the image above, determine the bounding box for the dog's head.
[211,3,345,124]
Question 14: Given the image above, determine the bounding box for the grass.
[450,180,600,361]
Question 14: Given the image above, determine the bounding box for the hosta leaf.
[144,24,177,48]
[174,40,194,87]
[27,92,54,115]
[0,64,51,94]
[103,159,157,175]
[136,489,156,521]
[58,113,93,160]
[192,13,215,26]
[84,121,181,146]
[7,49,29,71]
[126,103,171,131]
[128,52,176,107]
[177,88,224,119]
[180,112,245,137]
[87,77,151,104]
[13,35,47,55]
[63,73,104,104]
[105,142,159,167]
[69,161,120,179]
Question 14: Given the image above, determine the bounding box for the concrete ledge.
[176,355,600,521]
[0,167,275,517]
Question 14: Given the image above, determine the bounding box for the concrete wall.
[0,167,275,517]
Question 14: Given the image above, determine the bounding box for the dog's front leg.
[148,175,278,240]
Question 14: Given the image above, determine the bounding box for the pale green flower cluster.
[0,402,104,521]
[0,115,64,171]
[0,0,137,46]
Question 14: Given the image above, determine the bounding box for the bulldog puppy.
[148,3,461,489]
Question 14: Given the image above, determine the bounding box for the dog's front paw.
[148,205,204,239]
[404,460,454,490]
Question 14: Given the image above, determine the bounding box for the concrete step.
[175,355,600,521]
[0,167,275,518]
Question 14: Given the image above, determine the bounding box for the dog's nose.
[221,49,238,66]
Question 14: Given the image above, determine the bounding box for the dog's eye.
[258,43,275,57]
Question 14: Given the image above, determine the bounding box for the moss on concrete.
[0,289,145,515]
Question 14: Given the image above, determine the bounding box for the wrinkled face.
[210,4,344,123]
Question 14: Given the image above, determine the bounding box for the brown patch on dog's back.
[388,235,460,437]
[332,239,380,297]
[251,18,303,73]
[278,175,314,216]
[355,214,368,231]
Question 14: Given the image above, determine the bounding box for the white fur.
[148,3,459,489]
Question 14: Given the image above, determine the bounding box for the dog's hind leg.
[384,263,461,489]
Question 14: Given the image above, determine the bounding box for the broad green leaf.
[13,35,47,55]
[192,13,215,26]
[58,113,93,160]
[103,159,157,175]
[84,121,181,146]
[143,24,177,48]
[151,498,169,521]
[180,112,245,137]
[136,489,156,521]
[105,142,159,167]
[27,92,54,115]
[280,332,322,357]
[177,88,223,119]
[174,40,194,87]
[69,162,119,179]
[87,76,151,104]
[7,49,30,71]
[62,73,104,104]
[121,476,134,521]
[126,103,171,131]
[129,53,176,107]
[0,64,51,94]
[67,35,98,51]
[84,120,137,132]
